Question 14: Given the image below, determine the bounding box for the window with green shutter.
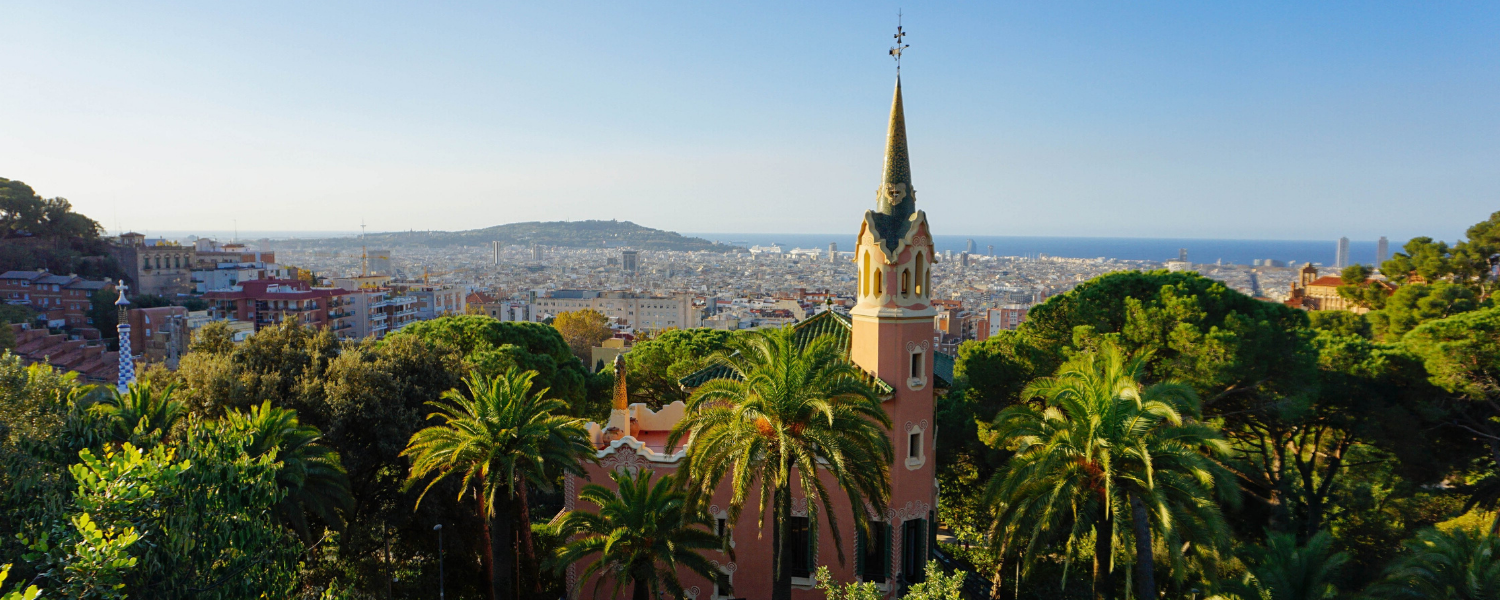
[788,516,812,578]
[858,520,889,582]
[901,518,927,584]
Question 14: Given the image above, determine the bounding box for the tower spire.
[870,16,916,251]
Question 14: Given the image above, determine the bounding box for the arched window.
[874,268,883,298]
[861,252,871,297]
[901,268,910,297]
[915,254,925,297]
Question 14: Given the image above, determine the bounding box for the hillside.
[274,220,737,252]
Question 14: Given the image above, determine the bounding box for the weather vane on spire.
[889,10,910,74]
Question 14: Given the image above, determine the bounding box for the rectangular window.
[910,352,923,379]
[909,432,921,459]
[788,516,811,579]
[859,520,889,582]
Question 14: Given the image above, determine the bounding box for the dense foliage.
[0,177,122,279]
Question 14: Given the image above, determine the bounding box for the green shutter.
[915,519,928,580]
[855,524,865,578]
[808,521,817,574]
[883,522,893,580]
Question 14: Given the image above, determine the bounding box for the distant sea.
[687,233,1398,267]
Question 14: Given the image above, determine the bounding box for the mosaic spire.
[881,77,913,199]
[871,76,917,251]
[115,281,134,393]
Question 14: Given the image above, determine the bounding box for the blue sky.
[2,2,1496,241]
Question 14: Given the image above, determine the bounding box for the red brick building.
[0,270,115,328]
[203,279,354,335]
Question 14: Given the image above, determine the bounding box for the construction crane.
[422,266,455,284]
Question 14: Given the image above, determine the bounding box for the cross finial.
[889,10,910,74]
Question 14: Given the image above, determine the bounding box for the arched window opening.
[901,269,910,297]
[915,254,925,297]
[862,253,871,297]
[874,269,883,298]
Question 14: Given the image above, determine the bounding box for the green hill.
[276,220,736,252]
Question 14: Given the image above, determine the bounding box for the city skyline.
[3,2,1497,241]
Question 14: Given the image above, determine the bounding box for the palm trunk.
[479,492,498,600]
[990,536,1010,600]
[772,487,793,600]
[1093,512,1114,600]
[515,477,539,594]
[1130,494,1156,600]
[491,492,517,600]
[632,578,650,600]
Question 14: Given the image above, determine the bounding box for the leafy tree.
[984,346,1236,600]
[551,309,612,365]
[1306,311,1370,339]
[1368,282,1481,340]
[0,564,43,600]
[554,469,720,600]
[403,368,595,600]
[90,380,186,447]
[623,327,736,407]
[1366,526,1500,599]
[1335,265,1390,311]
[221,400,352,542]
[667,326,893,600]
[1403,307,1500,527]
[188,321,239,356]
[26,430,300,599]
[1,178,101,240]
[392,315,604,418]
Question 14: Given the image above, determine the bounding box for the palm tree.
[221,400,352,542]
[984,346,1236,600]
[404,367,595,600]
[90,379,185,446]
[1367,526,1500,599]
[1211,531,1347,600]
[666,326,893,600]
[554,468,721,600]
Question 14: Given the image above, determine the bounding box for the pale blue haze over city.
[2,2,1496,244]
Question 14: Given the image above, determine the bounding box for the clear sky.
[2,2,1497,241]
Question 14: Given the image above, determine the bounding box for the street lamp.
[434,524,445,600]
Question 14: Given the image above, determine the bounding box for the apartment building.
[533,290,699,331]
[110,232,195,296]
[127,306,190,367]
[203,279,355,337]
[0,270,115,328]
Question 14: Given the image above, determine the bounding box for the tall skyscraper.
[828,242,837,262]
[493,240,501,266]
[1178,248,1188,262]
[1377,236,1389,267]
[621,250,639,272]
[531,244,544,263]
[1336,237,1350,270]
[966,238,977,253]
[987,244,994,256]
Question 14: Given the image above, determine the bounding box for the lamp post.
[434,524,445,600]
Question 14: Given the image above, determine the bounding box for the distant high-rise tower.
[1178,248,1188,262]
[621,250,639,273]
[828,242,838,262]
[960,251,970,267]
[987,244,994,256]
[966,238,977,253]
[493,241,501,266]
[1336,237,1350,270]
[1377,236,1389,267]
[531,244,544,263]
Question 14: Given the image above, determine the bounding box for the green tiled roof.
[676,310,954,395]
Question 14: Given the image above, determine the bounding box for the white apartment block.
[533,291,700,331]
